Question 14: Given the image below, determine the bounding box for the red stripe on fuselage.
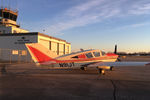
[106,53,118,56]
[78,54,87,58]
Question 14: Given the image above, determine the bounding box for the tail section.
[26,43,58,64]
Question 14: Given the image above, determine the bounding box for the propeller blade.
[114,44,117,54]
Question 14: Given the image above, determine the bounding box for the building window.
[12,50,19,55]
[0,31,2,34]
[3,12,9,19]
[3,30,5,33]
[21,50,27,56]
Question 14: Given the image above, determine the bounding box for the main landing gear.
[80,66,114,75]
[110,66,114,71]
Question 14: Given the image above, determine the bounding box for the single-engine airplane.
[26,44,150,75]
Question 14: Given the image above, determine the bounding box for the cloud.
[65,0,105,17]
[46,0,121,35]
[129,2,150,15]
[130,22,150,28]
[113,22,150,31]
[43,0,150,35]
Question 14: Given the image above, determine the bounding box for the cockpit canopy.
[72,50,106,59]
[56,49,106,60]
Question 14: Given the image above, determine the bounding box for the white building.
[0,8,71,62]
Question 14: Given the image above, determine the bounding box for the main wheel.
[80,67,87,71]
[110,66,113,71]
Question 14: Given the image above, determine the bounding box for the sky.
[1,0,150,53]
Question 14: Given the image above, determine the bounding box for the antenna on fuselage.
[0,0,3,8]
[80,48,84,52]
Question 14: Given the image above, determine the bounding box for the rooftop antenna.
[5,0,8,9]
[16,0,18,12]
[8,0,10,10]
[4,0,6,8]
[1,0,4,8]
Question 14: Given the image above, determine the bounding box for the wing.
[81,61,150,75]
[88,62,150,67]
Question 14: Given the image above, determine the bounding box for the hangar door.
[51,42,57,54]
[39,39,49,49]
[59,43,64,55]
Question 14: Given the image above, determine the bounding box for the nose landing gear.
[80,67,87,71]
[98,68,105,75]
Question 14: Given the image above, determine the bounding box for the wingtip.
[145,63,150,66]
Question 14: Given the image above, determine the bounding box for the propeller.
[114,45,117,54]
[114,44,121,62]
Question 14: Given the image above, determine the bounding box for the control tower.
[0,8,28,34]
[0,8,19,27]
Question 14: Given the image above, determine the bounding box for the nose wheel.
[80,67,87,71]
[98,68,105,75]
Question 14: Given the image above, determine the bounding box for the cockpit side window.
[101,51,106,56]
[72,56,78,58]
[72,54,86,59]
[85,53,93,58]
[93,52,100,57]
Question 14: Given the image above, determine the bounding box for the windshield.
[85,52,93,58]
[101,51,106,56]
[93,52,100,57]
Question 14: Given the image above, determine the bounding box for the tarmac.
[0,56,150,100]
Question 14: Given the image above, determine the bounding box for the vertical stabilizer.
[26,43,58,64]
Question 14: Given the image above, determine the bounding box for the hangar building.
[0,8,71,62]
